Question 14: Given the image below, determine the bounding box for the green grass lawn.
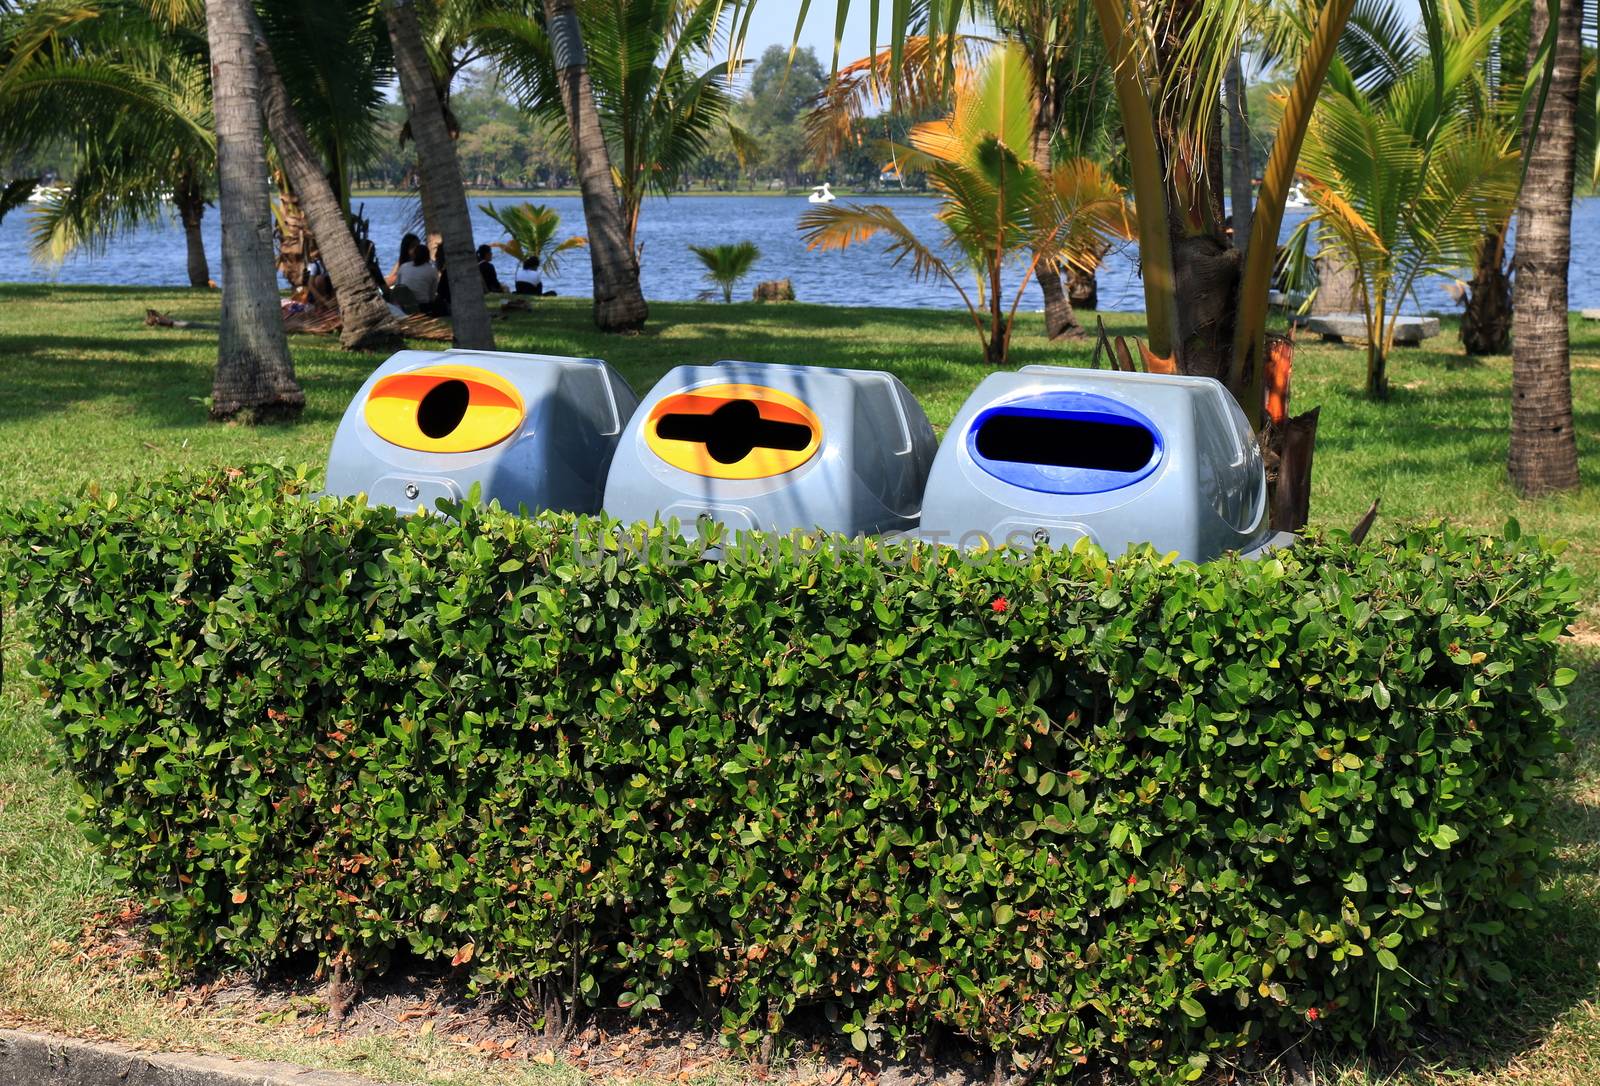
[1,283,1597,1085]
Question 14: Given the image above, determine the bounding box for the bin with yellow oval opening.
[324,349,639,514]
[918,367,1277,561]
[602,361,936,539]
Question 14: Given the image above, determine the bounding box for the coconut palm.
[481,201,586,272]
[385,0,495,350]
[800,45,1130,366]
[1453,0,1527,354]
[1508,0,1582,495]
[475,0,648,331]
[0,0,401,349]
[0,2,216,286]
[689,240,759,302]
[788,0,1365,430]
[253,15,401,351]
[1292,0,1521,397]
[481,0,741,257]
[807,16,1120,340]
[205,0,302,420]
[255,0,393,215]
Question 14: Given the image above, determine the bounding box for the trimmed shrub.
[1,466,1580,1081]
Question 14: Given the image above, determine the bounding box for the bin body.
[919,367,1268,561]
[324,349,638,514]
[603,361,936,538]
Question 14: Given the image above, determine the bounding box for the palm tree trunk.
[204,0,302,422]
[1226,51,1253,258]
[384,0,495,350]
[1509,0,1582,496]
[175,169,210,289]
[253,24,401,352]
[987,258,1009,365]
[543,0,648,332]
[1461,223,1512,355]
[1367,291,1388,399]
[1030,102,1081,340]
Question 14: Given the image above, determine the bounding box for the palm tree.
[252,33,400,351]
[481,201,586,271]
[482,0,738,255]
[800,45,1130,366]
[0,2,216,287]
[994,1,1121,339]
[1293,0,1521,397]
[689,241,760,302]
[255,0,395,214]
[478,0,647,331]
[1508,0,1582,495]
[205,0,302,421]
[384,0,495,349]
[807,20,1119,340]
[792,0,1362,428]
[1457,0,1528,354]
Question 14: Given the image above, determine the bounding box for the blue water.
[2,193,1591,314]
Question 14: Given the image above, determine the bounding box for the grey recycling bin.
[324,349,638,514]
[918,366,1271,561]
[602,361,937,538]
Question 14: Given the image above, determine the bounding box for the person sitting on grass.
[394,243,437,312]
[514,255,546,296]
[305,248,335,309]
[477,244,505,294]
[430,247,452,316]
[386,233,420,287]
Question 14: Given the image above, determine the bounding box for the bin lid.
[966,391,1164,494]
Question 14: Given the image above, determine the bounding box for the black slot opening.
[416,379,470,439]
[655,399,813,464]
[975,413,1155,472]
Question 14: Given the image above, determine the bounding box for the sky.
[734,1,1425,76]
[736,5,887,70]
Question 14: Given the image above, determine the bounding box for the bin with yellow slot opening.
[602,361,936,539]
[324,349,639,514]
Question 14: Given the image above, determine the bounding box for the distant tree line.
[355,47,932,194]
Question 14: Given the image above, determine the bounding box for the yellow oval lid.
[363,364,526,453]
[645,384,823,479]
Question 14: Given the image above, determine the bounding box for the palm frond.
[481,200,586,275]
[803,34,977,164]
[688,239,759,301]
[798,201,954,285]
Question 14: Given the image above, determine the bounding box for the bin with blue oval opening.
[918,366,1274,561]
[324,349,639,514]
[602,361,937,539]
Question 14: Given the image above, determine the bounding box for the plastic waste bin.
[602,361,937,539]
[324,349,639,514]
[918,366,1272,561]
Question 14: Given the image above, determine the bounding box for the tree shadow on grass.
[0,332,376,430]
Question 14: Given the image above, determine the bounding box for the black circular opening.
[416,379,470,439]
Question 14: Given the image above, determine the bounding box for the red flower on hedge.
[991,597,1009,613]
[1305,1006,1320,1022]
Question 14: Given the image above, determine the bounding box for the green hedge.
[1,467,1580,1081]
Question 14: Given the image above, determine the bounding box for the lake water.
[3,193,1593,314]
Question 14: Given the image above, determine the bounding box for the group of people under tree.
[290,229,553,318]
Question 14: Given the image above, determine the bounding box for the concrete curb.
[0,1029,392,1086]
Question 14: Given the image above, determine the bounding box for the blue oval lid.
[965,390,1164,494]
